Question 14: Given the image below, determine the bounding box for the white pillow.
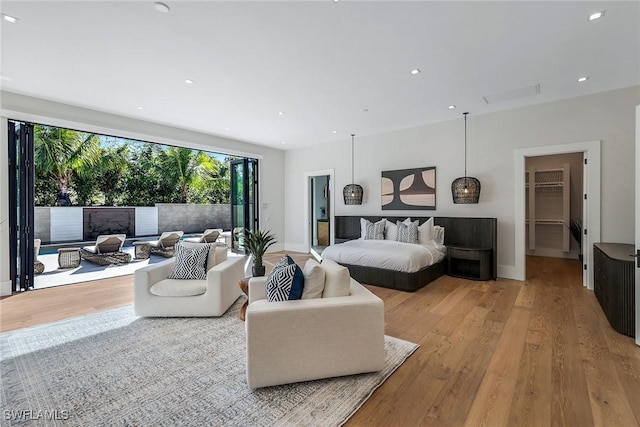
[418,217,434,244]
[321,259,351,298]
[385,219,397,241]
[433,225,445,245]
[301,259,325,299]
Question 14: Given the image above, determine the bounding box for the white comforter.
[321,239,446,273]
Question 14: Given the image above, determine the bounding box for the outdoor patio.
[34,240,243,290]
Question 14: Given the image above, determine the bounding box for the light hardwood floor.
[1,255,638,426]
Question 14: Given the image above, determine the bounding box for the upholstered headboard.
[334,216,498,279]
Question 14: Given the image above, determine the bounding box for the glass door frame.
[230,158,259,253]
[8,120,35,292]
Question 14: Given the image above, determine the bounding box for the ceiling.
[1,1,639,150]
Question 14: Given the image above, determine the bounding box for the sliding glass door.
[230,158,258,252]
[8,120,35,292]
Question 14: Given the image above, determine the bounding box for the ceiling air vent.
[483,84,540,104]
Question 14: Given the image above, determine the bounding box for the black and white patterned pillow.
[265,255,305,301]
[396,220,419,244]
[364,219,385,240]
[266,264,298,302]
[168,244,209,280]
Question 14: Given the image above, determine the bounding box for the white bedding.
[321,239,446,273]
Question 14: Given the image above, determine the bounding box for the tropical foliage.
[34,125,234,206]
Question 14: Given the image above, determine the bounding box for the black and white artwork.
[381,166,436,210]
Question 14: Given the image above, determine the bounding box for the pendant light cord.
[463,112,468,178]
[351,134,355,184]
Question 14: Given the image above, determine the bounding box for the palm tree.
[160,147,222,203]
[34,126,101,205]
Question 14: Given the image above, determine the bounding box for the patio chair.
[80,234,132,266]
[34,239,44,274]
[148,231,184,257]
[183,228,222,244]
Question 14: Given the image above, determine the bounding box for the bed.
[324,216,497,292]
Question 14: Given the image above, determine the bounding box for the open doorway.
[305,169,334,261]
[514,140,601,289]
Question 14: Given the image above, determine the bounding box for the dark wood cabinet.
[593,243,635,337]
[447,246,492,281]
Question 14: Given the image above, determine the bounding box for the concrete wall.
[32,204,231,243]
[157,203,231,234]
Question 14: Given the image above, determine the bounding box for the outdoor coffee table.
[133,241,151,260]
[58,247,81,269]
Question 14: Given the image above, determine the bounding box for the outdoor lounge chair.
[34,238,44,274]
[148,231,184,257]
[80,234,132,266]
[183,228,222,244]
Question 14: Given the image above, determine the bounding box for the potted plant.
[569,218,583,262]
[242,229,277,277]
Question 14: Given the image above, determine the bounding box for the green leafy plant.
[242,229,277,274]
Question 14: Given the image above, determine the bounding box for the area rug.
[0,299,418,426]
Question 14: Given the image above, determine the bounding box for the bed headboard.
[333,216,498,279]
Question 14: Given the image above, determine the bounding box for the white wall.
[0,92,285,295]
[284,86,640,279]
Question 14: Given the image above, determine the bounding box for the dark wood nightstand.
[447,246,492,281]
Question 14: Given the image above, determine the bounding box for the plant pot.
[252,266,266,277]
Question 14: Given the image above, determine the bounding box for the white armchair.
[245,268,385,389]
[134,246,245,317]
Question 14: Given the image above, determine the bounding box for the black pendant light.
[343,133,363,205]
[451,112,481,204]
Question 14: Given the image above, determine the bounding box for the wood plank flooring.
[1,254,638,426]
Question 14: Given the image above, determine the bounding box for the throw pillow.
[301,259,325,299]
[321,259,351,298]
[364,219,385,240]
[385,219,397,241]
[266,255,305,301]
[433,225,445,245]
[168,244,209,280]
[396,220,419,244]
[418,217,434,244]
[179,241,217,270]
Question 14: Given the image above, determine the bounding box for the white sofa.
[245,259,385,388]
[134,245,245,317]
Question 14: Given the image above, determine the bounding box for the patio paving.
[34,247,245,290]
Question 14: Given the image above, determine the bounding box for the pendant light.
[343,133,363,205]
[451,112,481,204]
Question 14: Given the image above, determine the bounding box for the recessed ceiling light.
[577,76,589,82]
[278,111,285,116]
[2,13,19,23]
[448,105,456,109]
[410,68,421,75]
[184,79,195,84]
[332,130,338,134]
[0,75,13,82]
[154,2,170,13]
[224,127,231,131]
[588,10,605,21]
[281,141,286,144]
[137,106,145,110]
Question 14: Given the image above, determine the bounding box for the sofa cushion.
[266,255,305,302]
[301,259,325,299]
[321,259,351,298]
[168,244,209,280]
[150,279,207,297]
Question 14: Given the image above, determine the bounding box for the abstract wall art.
[381,166,436,210]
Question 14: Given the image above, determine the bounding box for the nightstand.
[447,246,492,281]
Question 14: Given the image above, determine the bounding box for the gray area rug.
[0,299,418,426]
